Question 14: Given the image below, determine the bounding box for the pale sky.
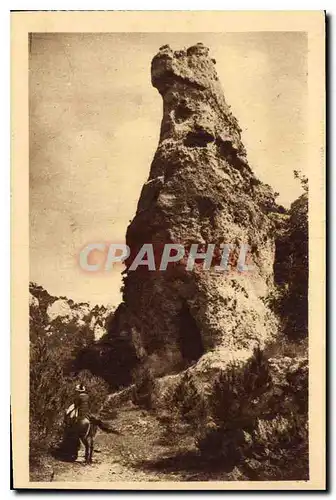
[30,32,308,306]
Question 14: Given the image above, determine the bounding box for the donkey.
[63,405,120,464]
[74,415,120,464]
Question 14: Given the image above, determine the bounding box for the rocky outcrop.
[29,283,115,342]
[108,43,279,376]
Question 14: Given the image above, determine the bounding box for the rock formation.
[109,43,279,377]
[29,282,115,342]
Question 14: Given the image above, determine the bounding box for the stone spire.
[112,44,278,376]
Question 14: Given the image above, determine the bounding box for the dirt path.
[45,403,193,483]
[32,402,236,484]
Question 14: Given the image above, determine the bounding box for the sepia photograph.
[11,11,325,490]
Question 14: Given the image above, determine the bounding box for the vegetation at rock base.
[73,334,138,389]
[153,347,308,480]
[156,371,206,446]
[131,363,157,410]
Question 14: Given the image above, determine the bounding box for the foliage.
[131,363,157,410]
[283,191,308,338]
[155,371,206,449]
[29,285,111,468]
[293,170,308,193]
[29,335,109,465]
[161,372,205,427]
[194,347,308,479]
[73,335,138,389]
[196,347,273,459]
[29,336,71,465]
[156,348,273,449]
[170,372,206,424]
[153,347,308,479]
[244,414,309,480]
[271,171,308,339]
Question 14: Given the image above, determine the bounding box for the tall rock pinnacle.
[112,44,278,376]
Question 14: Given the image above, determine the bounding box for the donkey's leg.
[88,436,94,464]
[82,438,90,464]
[88,424,97,464]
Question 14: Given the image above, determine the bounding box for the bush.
[195,347,273,460]
[272,173,308,340]
[161,372,205,428]
[208,347,272,429]
[244,414,309,480]
[194,347,308,479]
[155,371,206,449]
[170,372,205,424]
[74,335,138,389]
[29,337,72,465]
[131,363,156,410]
[29,284,115,471]
[29,336,110,467]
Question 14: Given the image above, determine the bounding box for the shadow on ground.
[136,449,236,480]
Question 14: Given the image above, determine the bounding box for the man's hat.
[75,383,86,393]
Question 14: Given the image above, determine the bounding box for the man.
[73,384,91,419]
[61,384,91,461]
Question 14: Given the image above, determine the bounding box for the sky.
[29,32,308,306]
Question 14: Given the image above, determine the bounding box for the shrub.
[29,337,72,464]
[29,336,110,467]
[156,371,206,448]
[207,347,272,430]
[194,347,308,479]
[131,363,157,410]
[29,284,115,470]
[196,347,273,460]
[244,413,309,480]
[272,173,308,340]
[74,335,138,389]
[170,372,206,425]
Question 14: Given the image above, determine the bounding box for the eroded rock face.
[112,44,278,376]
